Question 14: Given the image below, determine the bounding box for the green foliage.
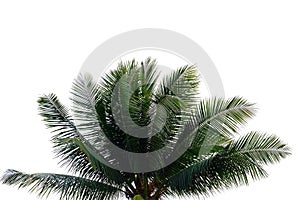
[167,131,290,197]
[1,169,121,200]
[1,58,291,200]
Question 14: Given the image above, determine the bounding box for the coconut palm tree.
[1,58,290,200]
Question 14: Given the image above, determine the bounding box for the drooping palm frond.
[1,170,122,200]
[156,97,255,179]
[152,97,256,180]
[166,131,290,197]
[38,94,92,175]
[38,93,127,185]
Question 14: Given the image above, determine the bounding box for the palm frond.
[155,65,200,108]
[147,64,197,151]
[38,93,126,185]
[230,131,291,165]
[157,96,256,175]
[38,93,79,139]
[71,73,102,144]
[189,97,256,148]
[70,74,134,183]
[149,94,185,151]
[99,59,138,95]
[1,170,122,200]
[167,131,291,197]
[96,58,158,152]
[38,94,95,176]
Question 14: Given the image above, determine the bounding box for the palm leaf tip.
[231,131,291,165]
[1,169,18,185]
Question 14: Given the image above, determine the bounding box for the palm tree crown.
[1,58,290,200]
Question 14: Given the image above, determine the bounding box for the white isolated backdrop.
[0,1,299,200]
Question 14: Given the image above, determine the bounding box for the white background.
[0,1,299,199]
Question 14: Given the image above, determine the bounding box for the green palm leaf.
[167,131,290,197]
[230,131,291,164]
[38,93,127,185]
[155,65,200,108]
[189,97,256,147]
[1,170,122,200]
[150,65,200,151]
[70,74,136,184]
[154,97,256,180]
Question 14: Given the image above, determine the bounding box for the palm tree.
[1,58,290,200]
